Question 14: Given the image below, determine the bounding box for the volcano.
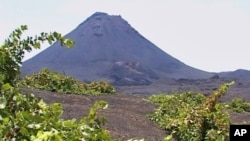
[21,12,212,85]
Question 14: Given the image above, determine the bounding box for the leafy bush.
[0,84,112,140]
[20,68,116,95]
[146,82,235,141]
[224,98,250,113]
[0,26,114,140]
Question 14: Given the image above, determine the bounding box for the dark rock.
[210,74,220,79]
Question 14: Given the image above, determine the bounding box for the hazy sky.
[1,0,250,72]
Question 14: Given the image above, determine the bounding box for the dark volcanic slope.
[219,69,250,80]
[22,12,212,85]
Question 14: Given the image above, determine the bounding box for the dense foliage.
[224,98,250,113]
[21,68,116,95]
[146,82,235,141]
[0,26,114,140]
[0,84,111,140]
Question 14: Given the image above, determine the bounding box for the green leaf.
[20,127,29,135]
[27,123,41,129]
[21,25,28,30]
[103,103,108,109]
[34,42,41,48]
[53,134,63,141]
[65,39,75,48]
[63,120,76,128]
[2,83,12,90]
[22,111,32,119]
[51,103,63,117]
[89,108,96,117]
[0,97,7,109]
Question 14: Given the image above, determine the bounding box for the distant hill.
[21,12,212,85]
[219,69,250,80]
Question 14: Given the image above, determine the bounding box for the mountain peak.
[88,12,109,19]
[76,12,134,38]
[93,12,108,15]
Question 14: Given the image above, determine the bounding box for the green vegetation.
[224,98,250,113]
[146,82,235,141]
[0,25,74,87]
[0,26,113,140]
[21,68,116,95]
[0,85,111,140]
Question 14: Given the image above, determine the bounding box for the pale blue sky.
[1,0,250,72]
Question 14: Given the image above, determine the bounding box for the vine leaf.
[0,97,7,109]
